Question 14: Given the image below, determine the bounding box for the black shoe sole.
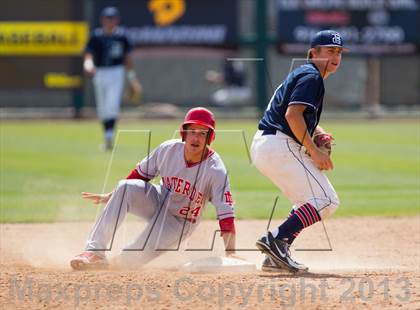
[261,265,286,272]
[262,265,308,274]
[256,240,299,273]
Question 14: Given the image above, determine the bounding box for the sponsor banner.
[93,0,238,47]
[44,73,82,88]
[276,0,419,55]
[0,22,88,55]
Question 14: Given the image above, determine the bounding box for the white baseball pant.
[93,65,125,120]
[86,179,196,267]
[250,130,339,219]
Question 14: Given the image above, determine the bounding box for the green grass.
[1,119,419,222]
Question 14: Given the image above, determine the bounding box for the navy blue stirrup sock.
[273,203,321,245]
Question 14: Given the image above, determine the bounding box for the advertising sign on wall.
[93,0,238,47]
[277,0,419,55]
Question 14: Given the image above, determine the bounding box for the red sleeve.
[219,217,235,235]
[126,168,150,182]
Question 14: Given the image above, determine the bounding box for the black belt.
[261,129,277,136]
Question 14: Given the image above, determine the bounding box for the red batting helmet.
[180,107,216,145]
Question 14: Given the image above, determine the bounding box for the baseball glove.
[124,79,143,105]
[313,133,334,155]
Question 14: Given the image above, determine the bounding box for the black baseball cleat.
[262,256,285,272]
[256,232,308,273]
[261,255,309,273]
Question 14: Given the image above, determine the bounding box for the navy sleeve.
[124,35,133,55]
[288,74,323,109]
[85,35,96,54]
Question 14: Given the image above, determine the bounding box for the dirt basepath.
[1,217,419,309]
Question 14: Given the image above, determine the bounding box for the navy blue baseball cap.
[101,6,119,18]
[310,30,349,51]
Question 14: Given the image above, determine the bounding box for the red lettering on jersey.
[182,181,191,196]
[165,177,171,189]
[171,177,178,189]
[161,177,168,189]
[175,178,184,193]
[189,187,196,201]
[192,206,201,217]
[195,192,203,206]
[224,191,234,206]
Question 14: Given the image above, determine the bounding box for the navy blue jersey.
[85,27,132,67]
[258,62,325,144]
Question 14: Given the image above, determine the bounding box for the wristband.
[83,59,94,71]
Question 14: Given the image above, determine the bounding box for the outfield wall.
[0,0,418,110]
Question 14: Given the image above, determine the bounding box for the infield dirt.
[1,217,419,309]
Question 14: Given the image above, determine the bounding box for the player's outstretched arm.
[222,231,236,256]
[222,232,247,261]
[81,191,112,204]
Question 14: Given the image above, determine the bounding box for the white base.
[180,256,256,273]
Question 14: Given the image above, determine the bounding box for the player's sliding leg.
[70,180,159,270]
[116,205,196,268]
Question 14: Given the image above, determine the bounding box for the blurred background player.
[83,6,142,150]
[70,107,237,269]
[251,30,346,273]
[205,56,251,106]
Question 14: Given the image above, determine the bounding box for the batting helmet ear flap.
[180,107,216,145]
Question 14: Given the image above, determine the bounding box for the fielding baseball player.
[251,30,347,273]
[70,107,237,269]
[84,6,142,150]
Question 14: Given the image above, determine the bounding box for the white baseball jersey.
[135,139,235,223]
[85,139,235,267]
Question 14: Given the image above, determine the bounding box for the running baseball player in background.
[251,30,347,273]
[70,107,237,269]
[83,6,142,150]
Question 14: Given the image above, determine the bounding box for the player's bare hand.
[82,192,112,204]
[310,148,334,171]
[83,58,96,76]
[225,253,246,261]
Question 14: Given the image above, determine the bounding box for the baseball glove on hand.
[313,133,334,155]
[124,79,143,105]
